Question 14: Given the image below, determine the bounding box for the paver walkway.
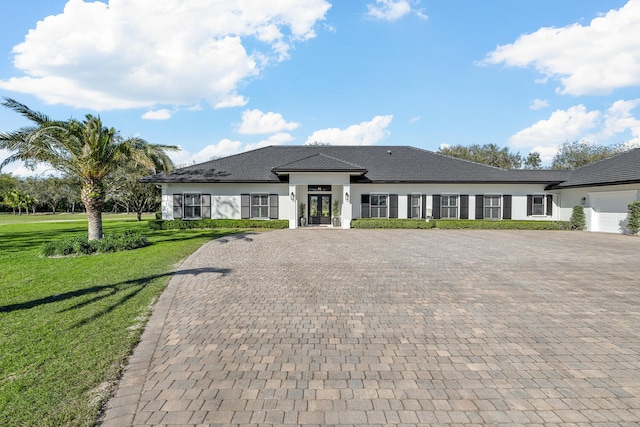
[99,229,640,426]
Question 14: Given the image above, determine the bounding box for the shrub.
[350,219,435,229]
[432,219,571,230]
[96,231,149,252]
[42,231,148,257]
[148,218,289,230]
[569,205,587,230]
[627,201,640,235]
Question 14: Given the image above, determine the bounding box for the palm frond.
[2,98,52,125]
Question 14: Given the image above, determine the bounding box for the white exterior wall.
[158,179,640,233]
[162,182,291,222]
[555,184,640,233]
[161,173,355,229]
[350,183,556,220]
[289,172,353,229]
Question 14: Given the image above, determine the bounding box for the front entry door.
[308,194,331,225]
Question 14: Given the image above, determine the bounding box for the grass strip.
[0,215,242,426]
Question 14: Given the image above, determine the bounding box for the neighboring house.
[142,145,640,233]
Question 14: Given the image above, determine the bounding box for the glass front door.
[308,194,331,225]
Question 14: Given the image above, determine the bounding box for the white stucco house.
[142,146,640,234]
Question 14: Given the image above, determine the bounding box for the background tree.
[551,140,620,170]
[523,151,543,169]
[106,162,161,220]
[60,175,82,213]
[3,189,33,215]
[438,143,523,169]
[0,98,177,239]
[21,176,68,213]
[0,173,18,206]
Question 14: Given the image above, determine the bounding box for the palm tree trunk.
[81,181,105,240]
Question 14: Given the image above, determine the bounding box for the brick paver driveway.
[100,229,640,426]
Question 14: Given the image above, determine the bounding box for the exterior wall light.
[345,192,350,202]
[290,192,296,201]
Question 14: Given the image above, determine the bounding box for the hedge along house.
[141,145,640,233]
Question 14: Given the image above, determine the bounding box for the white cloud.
[141,109,172,120]
[237,109,300,134]
[409,115,421,123]
[0,0,331,110]
[590,99,640,146]
[510,105,600,150]
[510,100,640,162]
[528,145,560,164]
[483,0,640,95]
[172,139,244,166]
[366,0,427,22]
[0,149,59,177]
[244,133,295,151]
[304,115,393,145]
[598,99,640,137]
[171,132,295,166]
[529,99,549,110]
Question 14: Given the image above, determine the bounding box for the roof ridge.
[271,152,323,169]
[315,152,366,169]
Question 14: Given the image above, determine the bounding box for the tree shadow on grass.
[0,267,231,318]
[0,226,88,253]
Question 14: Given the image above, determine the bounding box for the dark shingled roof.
[271,153,367,173]
[141,145,570,184]
[552,148,640,189]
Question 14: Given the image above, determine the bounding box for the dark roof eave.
[140,178,286,184]
[353,179,566,184]
[550,179,640,190]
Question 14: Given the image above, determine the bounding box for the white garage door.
[590,190,637,233]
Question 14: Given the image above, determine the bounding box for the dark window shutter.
[432,195,441,219]
[173,194,183,219]
[407,194,413,218]
[475,195,484,220]
[202,194,211,219]
[389,194,398,218]
[526,195,533,216]
[546,194,553,216]
[503,195,512,220]
[241,194,250,219]
[421,195,427,218]
[361,194,370,218]
[269,194,278,219]
[460,195,469,219]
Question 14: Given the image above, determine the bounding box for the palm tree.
[0,98,178,240]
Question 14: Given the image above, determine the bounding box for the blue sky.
[2,0,639,176]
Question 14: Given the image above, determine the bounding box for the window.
[441,195,458,219]
[411,194,421,218]
[251,194,269,218]
[532,195,545,215]
[370,194,388,218]
[183,193,202,219]
[484,195,501,219]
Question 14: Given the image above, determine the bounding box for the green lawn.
[0,214,243,426]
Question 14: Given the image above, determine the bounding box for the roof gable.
[272,153,367,173]
[555,148,640,188]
